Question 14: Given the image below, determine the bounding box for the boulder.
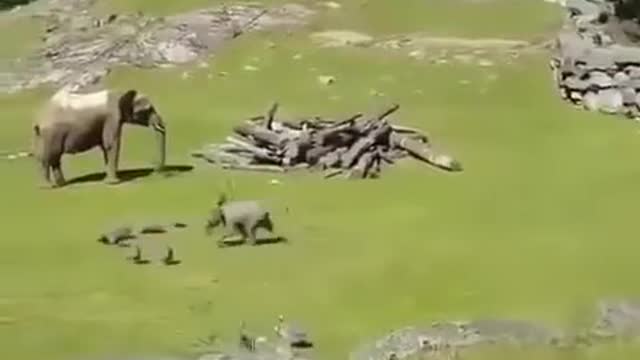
[621,87,637,105]
[583,91,599,111]
[581,48,615,71]
[597,89,624,114]
[613,71,630,85]
[566,0,601,17]
[613,45,640,67]
[586,71,613,89]
[562,75,589,91]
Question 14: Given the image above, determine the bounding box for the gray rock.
[583,91,600,111]
[581,48,615,71]
[625,66,640,78]
[613,71,630,85]
[613,45,640,66]
[621,87,636,105]
[562,75,589,91]
[567,0,601,17]
[586,71,613,89]
[592,300,640,338]
[598,89,624,113]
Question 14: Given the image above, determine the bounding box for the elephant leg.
[50,156,66,188]
[37,158,51,188]
[217,224,241,247]
[100,146,108,165]
[104,137,121,184]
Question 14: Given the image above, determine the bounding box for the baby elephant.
[205,196,281,247]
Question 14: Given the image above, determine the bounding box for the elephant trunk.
[152,115,166,170]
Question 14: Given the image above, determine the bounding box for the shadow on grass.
[66,164,194,186]
[218,236,289,248]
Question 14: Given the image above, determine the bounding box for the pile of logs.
[191,103,462,179]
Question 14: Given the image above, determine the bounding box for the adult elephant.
[32,87,166,188]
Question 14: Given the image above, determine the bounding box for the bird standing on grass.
[162,246,180,265]
[239,321,256,352]
[128,245,147,264]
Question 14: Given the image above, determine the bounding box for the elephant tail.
[33,124,41,137]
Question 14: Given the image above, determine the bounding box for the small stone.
[197,61,209,68]
[266,41,276,49]
[317,75,336,85]
[324,1,342,9]
[218,71,228,77]
[270,179,282,185]
[243,65,259,71]
[369,89,384,97]
[293,54,303,60]
[181,72,190,79]
[478,59,494,67]
[408,50,424,60]
[7,155,16,160]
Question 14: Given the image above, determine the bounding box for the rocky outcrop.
[0,1,313,93]
[550,0,640,119]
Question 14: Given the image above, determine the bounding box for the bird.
[128,245,148,264]
[239,321,256,352]
[162,246,180,266]
[274,314,313,348]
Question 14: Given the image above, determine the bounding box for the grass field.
[2,1,640,360]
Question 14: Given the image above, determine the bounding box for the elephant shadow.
[219,236,289,248]
[66,165,194,186]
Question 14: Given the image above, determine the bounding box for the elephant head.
[118,90,166,170]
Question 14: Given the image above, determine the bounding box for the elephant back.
[220,200,266,222]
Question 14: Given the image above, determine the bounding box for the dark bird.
[239,321,256,352]
[162,246,181,266]
[128,245,149,264]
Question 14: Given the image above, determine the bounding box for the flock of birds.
[238,315,313,352]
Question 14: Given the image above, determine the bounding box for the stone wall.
[551,0,640,119]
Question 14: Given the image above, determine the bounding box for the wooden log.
[353,104,400,134]
[391,125,429,141]
[317,147,347,169]
[390,133,462,171]
[347,151,376,179]
[341,123,392,168]
[233,124,287,148]
[221,163,286,173]
[225,136,282,164]
[265,102,279,130]
[305,145,335,165]
[313,121,358,146]
[323,168,344,179]
[199,149,252,165]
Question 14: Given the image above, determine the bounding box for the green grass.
[2,1,639,360]
[96,0,561,40]
[0,16,41,60]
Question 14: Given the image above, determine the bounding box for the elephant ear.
[118,89,138,123]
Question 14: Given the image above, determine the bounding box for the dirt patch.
[310,30,374,47]
[0,1,314,93]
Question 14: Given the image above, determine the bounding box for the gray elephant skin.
[31,87,167,188]
[205,198,283,247]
